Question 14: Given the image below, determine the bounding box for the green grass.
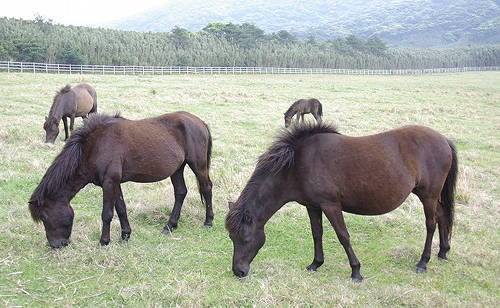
[0,72,499,306]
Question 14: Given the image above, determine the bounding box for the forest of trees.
[1,17,499,69]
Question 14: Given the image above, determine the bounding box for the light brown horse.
[30,112,213,248]
[226,123,457,281]
[44,83,97,143]
[284,98,323,128]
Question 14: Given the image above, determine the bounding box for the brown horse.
[29,112,213,248]
[226,123,457,281]
[44,83,97,143]
[284,98,323,128]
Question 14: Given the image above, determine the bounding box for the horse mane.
[29,112,124,222]
[284,99,303,117]
[225,122,340,234]
[47,85,72,120]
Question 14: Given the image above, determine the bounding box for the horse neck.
[48,96,66,121]
[284,108,297,119]
[51,171,89,203]
[245,173,292,227]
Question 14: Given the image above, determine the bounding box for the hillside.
[112,0,500,47]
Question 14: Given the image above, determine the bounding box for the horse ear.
[45,116,48,121]
[228,201,235,209]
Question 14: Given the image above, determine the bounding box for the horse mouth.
[49,239,70,248]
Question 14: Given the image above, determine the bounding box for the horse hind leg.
[437,203,451,259]
[312,112,322,125]
[187,160,213,227]
[162,163,187,233]
[416,197,438,273]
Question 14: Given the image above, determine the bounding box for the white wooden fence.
[0,61,498,76]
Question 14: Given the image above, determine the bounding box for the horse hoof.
[203,222,213,228]
[306,265,318,272]
[162,224,176,235]
[416,266,427,273]
[306,260,323,272]
[351,275,363,283]
[121,231,131,241]
[438,253,448,260]
[100,239,110,246]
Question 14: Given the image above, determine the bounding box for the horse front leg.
[62,117,69,140]
[115,186,132,241]
[69,115,75,133]
[416,197,438,273]
[162,164,187,233]
[306,206,324,271]
[321,204,363,282]
[100,178,119,245]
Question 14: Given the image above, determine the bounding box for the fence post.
[33,63,36,74]
[20,62,23,73]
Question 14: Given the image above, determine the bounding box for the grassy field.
[0,72,498,306]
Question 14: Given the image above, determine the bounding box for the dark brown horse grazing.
[284,98,323,128]
[30,111,213,248]
[44,83,98,143]
[226,123,457,281]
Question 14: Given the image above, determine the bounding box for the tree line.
[0,17,499,69]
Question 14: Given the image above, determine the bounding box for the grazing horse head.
[226,201,266,277]
[43,116,59,143]
[29,198,74,248]
[44,85,72,143]
[284,113,292,128]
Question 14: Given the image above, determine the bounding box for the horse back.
[84,112,209,184]
[294,125,452,214]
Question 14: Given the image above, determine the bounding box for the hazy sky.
[1,0,169,26]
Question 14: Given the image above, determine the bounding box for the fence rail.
[0,61,498,76]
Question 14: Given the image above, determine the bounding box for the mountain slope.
[111,0,500,47]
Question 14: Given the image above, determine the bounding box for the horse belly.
[338,162,415,215]
[121,143,185,183]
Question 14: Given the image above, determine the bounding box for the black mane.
[47,85,72,119]
[284,99,301,117]
[225,122,340,234]
[29,113,123,221]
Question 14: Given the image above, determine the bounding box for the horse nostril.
[233,268,248,278]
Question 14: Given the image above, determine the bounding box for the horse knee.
[101,209,114,223]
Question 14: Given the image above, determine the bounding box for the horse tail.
[441,139,458,241]
[317,101,323,117]
[196,123,212,205]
